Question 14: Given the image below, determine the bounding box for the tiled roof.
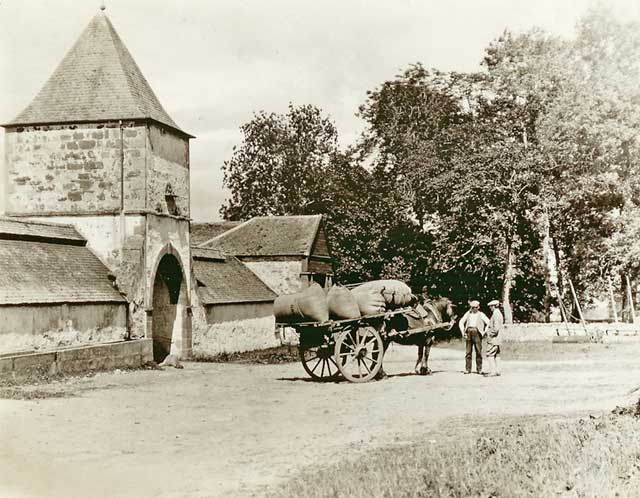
[0,217,84,243]
[191,246,226,261]
[200,215,323,257]
[5,12,190,137]
[0,238,125,305]
[191,222,242,247]
[193,255,277,305]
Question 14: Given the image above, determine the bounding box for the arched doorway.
[152,253,184,362]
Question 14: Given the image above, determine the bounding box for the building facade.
[2,11,193,362]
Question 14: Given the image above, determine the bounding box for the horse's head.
[429,297,457,332]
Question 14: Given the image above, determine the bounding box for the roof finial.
[100,1,106,11]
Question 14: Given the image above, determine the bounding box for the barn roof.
[193,255,277,305]
[0,218,125,305]
[199,215,324,257]
[4,11,191,138]
[191,221,242,247]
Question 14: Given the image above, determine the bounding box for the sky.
[2,0,640,222]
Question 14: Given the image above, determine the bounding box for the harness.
[424,300,456,332]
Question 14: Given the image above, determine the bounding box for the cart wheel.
[334,325,384,383]
[300,343,340,381]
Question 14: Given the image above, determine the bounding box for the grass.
[192,345,300,364]
[270,408,640,498]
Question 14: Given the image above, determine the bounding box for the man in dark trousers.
[458,300,490,374]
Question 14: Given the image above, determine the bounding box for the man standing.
[459,300,490,374]
[485,299,504,376]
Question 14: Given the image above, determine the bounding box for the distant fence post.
[608,275,619,323]
[626,274,636,324]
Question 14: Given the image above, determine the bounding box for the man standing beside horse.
[459,300,489,374]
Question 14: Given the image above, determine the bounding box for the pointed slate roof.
[5,11,191,137]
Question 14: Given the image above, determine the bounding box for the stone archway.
[151,253,185,362]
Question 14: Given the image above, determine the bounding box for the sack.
[351,280,413,312]
[273,282,329,323]
[350,286,387,316]
[327,285,361,320]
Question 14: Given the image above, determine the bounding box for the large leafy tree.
[220,104,339,219]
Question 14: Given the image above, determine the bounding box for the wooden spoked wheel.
[334,325,384,383]
[300,342,340,381]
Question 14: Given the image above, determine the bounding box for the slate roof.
[199,215,324,257]
[0,218,84,243]
[193,255,277,305]
[0,218,125,305]
[5,11,190,137]
[191,222,242,247]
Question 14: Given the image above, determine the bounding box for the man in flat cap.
[459,300,490,374]
[485,300,504,376]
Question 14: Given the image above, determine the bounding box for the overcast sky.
[2,0,640,221]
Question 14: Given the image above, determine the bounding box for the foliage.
[220,7,640,320]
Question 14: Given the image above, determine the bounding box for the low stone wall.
[503,323,640,342]
[192,315,278,357]
[0,339,152,377]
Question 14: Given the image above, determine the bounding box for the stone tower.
[1,10,194,361]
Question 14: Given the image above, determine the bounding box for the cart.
[275,305,447,383]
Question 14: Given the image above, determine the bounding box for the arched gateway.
[151,253,188,362]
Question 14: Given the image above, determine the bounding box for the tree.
[220,104,339,220]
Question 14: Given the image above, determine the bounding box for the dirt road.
[2,343,639,498]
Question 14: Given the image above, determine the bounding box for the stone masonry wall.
[146,125,189,217]
[243,260,303,295]
[4,121,146,214]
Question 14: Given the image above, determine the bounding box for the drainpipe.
[119,120,125,261]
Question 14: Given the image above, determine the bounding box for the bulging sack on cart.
[351,279,413,313]
[350,285,387,315]
[327,285,361,320]
[273,282,330,323]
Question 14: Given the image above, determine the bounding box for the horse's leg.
[415,342,424,375]
[421,335,434,375]
[375,340,391,380]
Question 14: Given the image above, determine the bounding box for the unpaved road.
[2,342,640,498]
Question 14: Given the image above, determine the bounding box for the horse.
[382,297,457,376]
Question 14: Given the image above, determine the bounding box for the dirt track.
[2,342,640,498]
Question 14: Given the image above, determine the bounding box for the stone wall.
[205,302,273,324]
[0,303,127,354]
[0,339,152,377]
[192,315,277,357]
[4,121,146,214]
[145,215,192,358]
[242,259,303,295]
[503,322,640,342]
[146,125,189,217]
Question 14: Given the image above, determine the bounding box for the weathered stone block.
[73,132,84,140]
[79,140,96,149]
[13,352,56,373]
[66,142,79,150]
[0,357,14,374]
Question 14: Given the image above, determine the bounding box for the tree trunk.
[502,240,515,324]
[621,271,630,322]
[551,235,565,301]
[540,211,554,322]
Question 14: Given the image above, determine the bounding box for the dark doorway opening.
[152,254,183,362]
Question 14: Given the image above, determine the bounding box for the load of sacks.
[273,279,414,324]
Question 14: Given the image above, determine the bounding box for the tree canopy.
[220,7,640,322]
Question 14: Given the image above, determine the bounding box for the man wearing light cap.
[458,300,490,374]
[485,300,504,376]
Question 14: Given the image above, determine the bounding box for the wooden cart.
[275,306,443,383]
